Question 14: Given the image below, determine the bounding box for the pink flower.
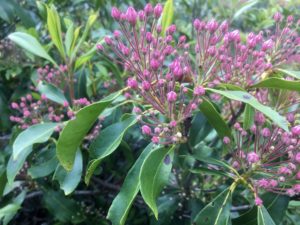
[193,86,205,96]
[169,121,177,127]
[291,125,300,135]
[295,152,300,163]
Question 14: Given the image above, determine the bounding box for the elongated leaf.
[252,78,300,91]
[199,98,232,138]
[139,145,175,219]
[7,146,32,184]
[257,206,276,225]
[207,89,289,131]
[243,104,254,130]
[8,32,56,65]
[276,68,300,79]
[13,123,58,160]
[161,0,174,35]
[190,167,233,179]
[37,82,67,105]
[64,22,74,56]
[218,83,245,91]
[194,184,236,225]
[107,143,155,225]
[46,5,65,58]
[233,0,258,21]
[57,91,122,171]
[54,150,82,195]
[85,115,138,184]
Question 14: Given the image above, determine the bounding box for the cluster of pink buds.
[98,4,207,144]
[268,13,300,67]
[223,111,300,205]
[10,94,70,129]
[37,65,68,89]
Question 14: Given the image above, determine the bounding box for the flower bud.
[111,7,121,20]
[142,125,151,135]
[247,152,260,163]
[167,91,177,102]
[126,7,138,25]
[154,3,163,18]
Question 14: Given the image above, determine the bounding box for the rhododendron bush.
[1,0,300,225]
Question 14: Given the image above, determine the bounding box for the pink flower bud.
[278,166,292,175]
[144,3,153,15]
[96,44,104,51]
[296,171,300,180]
[273,12,282,22]
[167,91,177,102]
[193,86,205,96]
[255,112,265,125]
[104,37,113,45]
[151,136,160,144]
[126,7,138,25]
[247,152,260,163]
[63,101,69,107]
[166,24,176,35]
[262,40,273,51]
[169,121,177,127]
[141,125,151,135]
[153,3,163,18]
[111,7,121,20]
[23,110,31,117]
[255,197,263,206]
[295,152,300,163]
[11,102,19,109]
[269,179,278,188]
[261,128,271,137]
[223,136,230,144]
[291,125,300,135]
[127,78,138,89]
[142,81,151,91]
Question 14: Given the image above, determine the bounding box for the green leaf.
[8,32,56,66]
[43,190,85,223]
[107,143,155,225]
[72,12,98,61]
[57,91,122,171]
[139,145,175,219]
[243,104,254,130]
[28,156,58,179]
[64,22,74,57]
[7,146,32,184]
[37,82,67,105]
[85,115,138,184]
[257,206,276,225]
[190,167,233,179]
[193,184,237,225]
[252,78,300,92]
[46,4,65,58]
[199,98,232,138]
[232,193,289,225]
[233,0,258,21]
[54,150,82,195]
[207,89,289,131]
[13,123,58,160]
[161,0,174,36]
[276,68,300,79]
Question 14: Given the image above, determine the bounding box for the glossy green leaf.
[57,91,122,171]
[252,78,300,92]
[7,146,32,184]
[243,104,254,130]
[85,115,138,184]
[139,145,175,219]
[193,184,237,225]
[276,68,300,79]
[257,206,276,225]
[199,98,232,138]
[207,89,289,131]
[190,167,233,179]
[54,150,82,195]
[13,123,58,160]
[218,83,246,91]
[37,82,67,105]
[8,32,56,65]
[161,0,174,36]
[107,143,155,225]
[46,5,65,58]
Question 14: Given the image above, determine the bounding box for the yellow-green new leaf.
[161,0,174,35]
